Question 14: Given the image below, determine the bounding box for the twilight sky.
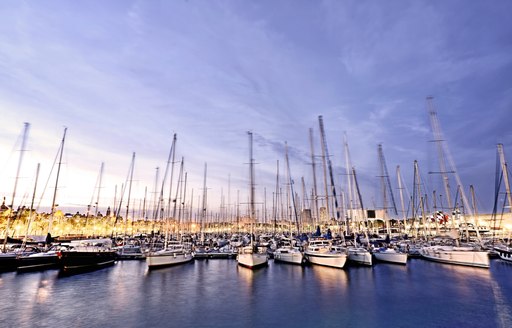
[0,0,511,218]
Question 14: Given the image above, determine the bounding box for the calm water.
[1,259,511,328]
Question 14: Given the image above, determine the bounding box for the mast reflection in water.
[1,259,511,328]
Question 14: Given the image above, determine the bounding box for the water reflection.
[309,265,349,291]
[1,258,511,328]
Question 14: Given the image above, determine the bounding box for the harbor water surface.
[1,259,511,328]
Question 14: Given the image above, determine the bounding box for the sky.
[0,0,511,219]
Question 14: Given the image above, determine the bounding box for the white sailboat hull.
[373,249,408,265]
[274,249,304,265]
[146,250,193,269]
[420,246,489,268]
[237,253,268,268]
[305,251,347,269]
[347,248,372,266]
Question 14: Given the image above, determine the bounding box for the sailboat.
[419,97,489,268]
[237,132,268,269]
[343,134,372,266]
[304,120,348,269]
[59,131,118,274]
[274,143,304,265]
[304,238,348,269]
[17,163,61,271]
[490,144,511,262]
[146,141,193,269]
[346,169,372,266]
[1,123,30,272]
[372,144,407,265]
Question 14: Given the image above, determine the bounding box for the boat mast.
[273,160,279,235]
[3,122,29,252]
[157,133,177,221]
[201,163,207,244]
[492,144,510,243]
[178,172,187,234]
[427,97,480,242]
[470,185,479,231]
[248,131,256,244]
[22,163,40,248]
[497,144,512,214]
[169,158,184,244]
[377,144,398,236]
[396,165,408,234]
[150,167,159,232]
[352,167,368,244]
[48,127,67,235]
[142,186,147,221]
[113,152,135,236]
[318,116,341,224]
[123,152,136,237]
[309,128,320,226]
[412,160,420,238]
[95,162,104,217]
[285,142,301,236]
[344,133,354,235]
[427,96,453,211]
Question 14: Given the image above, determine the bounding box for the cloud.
[0,0,510,213]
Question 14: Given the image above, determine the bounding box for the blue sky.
[0,0,511,218]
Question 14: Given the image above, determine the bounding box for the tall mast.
[427,97,479,240]
[150,167,159,234]
[412,160,420,237]
[3,123,30,252]
[248,132,255,223]
[179,172,187,230]
[85,162,104,234]
[344,133,354,234]
[273,160,279,235]
[318,117,330,223]
[427,96,453,210]
[352,167,367,243]
[48,127,67,235]
[159,133,177,220]
[11,122,30,211]
[396,165,407,231]
[113,152,135,234]
[227,174,231,226]
[497,144,512,213]
[378,144,398,235]
[123,152,136,237]
[142,186,147,221]
[201,163,207,243]
[166,134,178,220]
[170,158,184,241]
[285,142,300,235]
[248,131,256,243]
[22,163,40,248]
[95,162,104,217]
[318,116,341,224]
[309,128,320,225]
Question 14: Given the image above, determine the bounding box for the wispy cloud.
[0,0,510,212]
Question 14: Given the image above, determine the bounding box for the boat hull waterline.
[420,246,489,268]
[59,251,117,274]
[305,252,347,269]
[274,249,304,265]
[373,249,408,265]
[348,248,373,266]
[146,251,193,269]
[237,253,268,269]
